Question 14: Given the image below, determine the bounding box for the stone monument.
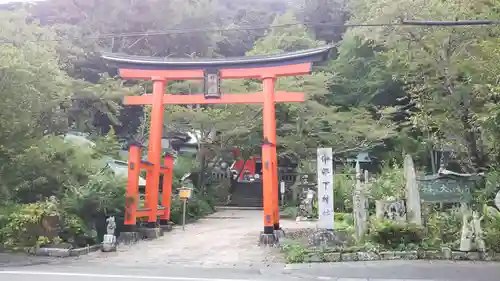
[308,148,341,247]
[317,147,334,229]
[375,198,407,222]
[353,161,368,239]
[102,216,117,252]
[403,154,422,225]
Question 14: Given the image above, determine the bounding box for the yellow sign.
[179,188,192,200]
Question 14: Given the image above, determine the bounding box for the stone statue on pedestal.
[296,187,316,221]
[106,216,116,235]
[459,210,485,252]
[102,216,117,252]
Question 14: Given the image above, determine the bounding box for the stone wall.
[289,247,500,263]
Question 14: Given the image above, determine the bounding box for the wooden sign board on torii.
[101,45,332,244]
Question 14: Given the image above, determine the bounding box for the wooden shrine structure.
[101,46,332,242]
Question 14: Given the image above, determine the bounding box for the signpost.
[417,174,474,203]
[280,181,286,207]
[317,148,334,230]
[178,187,193,231]
[203,69,221,99]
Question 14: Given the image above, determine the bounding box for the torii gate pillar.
[102,46,332,245]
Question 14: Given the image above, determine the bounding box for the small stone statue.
[102,216,117,252]
[471,211,485,252]
[459,210,485,252]
[296,187,316,221]
[106,216,116,235]
[301,175,309,184]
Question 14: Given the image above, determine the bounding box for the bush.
[59,213,97,247]
[281,241,308,263]
[61,172,126,221]
[370,164,405,201]
[281,206,298,219]
[192,198,215,217]
[212,180,231,204]
[60,172,126,243]
[423,208,462,249]
[0,199,61,250]
[3,136,97,204]
[483,205,500,252]
[368,219,424,249]
[172,155,196,189]
[334,212,353,223]
[169,197,215,225]
[0,172,126,250]
[334,173,355,212]
[92,127,121,159]
[484,227,500,253]
[334,212,354,231]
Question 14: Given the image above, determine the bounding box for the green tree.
[0,11,71,151]
[293,0,350,43]
[247,12,395,168]
[94,126,121,159]
[348,0,500,172]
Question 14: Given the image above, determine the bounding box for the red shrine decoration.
[101,45,332,234]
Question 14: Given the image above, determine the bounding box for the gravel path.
[76,209,290,268]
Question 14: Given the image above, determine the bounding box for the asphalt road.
[0,260,499,281]
[284,260,500,281]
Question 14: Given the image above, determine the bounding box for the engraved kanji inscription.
[320,154,331,164]
[322,181,330,190]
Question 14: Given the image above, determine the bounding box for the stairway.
[228,182,263,208]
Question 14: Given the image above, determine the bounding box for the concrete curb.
[34,244,101,257]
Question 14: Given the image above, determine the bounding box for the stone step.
[229,199,264,207]
[231,195,262,200]
[231,197,262,202]
[215,206,263,210]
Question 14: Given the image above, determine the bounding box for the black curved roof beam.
[101,45,333,70]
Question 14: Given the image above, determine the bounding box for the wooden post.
[263,77,280,231]
[125,144,141,225]
[160,154,174,222]
[261,142,274,234]
[182,198,187,231]
[145,78,166,224]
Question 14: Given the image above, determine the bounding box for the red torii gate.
[101,46,332,243]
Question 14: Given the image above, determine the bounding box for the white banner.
[317,148,334,229]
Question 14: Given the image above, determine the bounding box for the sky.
[0,0,44,3]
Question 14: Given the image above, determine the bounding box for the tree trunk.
[197,143,206,191]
